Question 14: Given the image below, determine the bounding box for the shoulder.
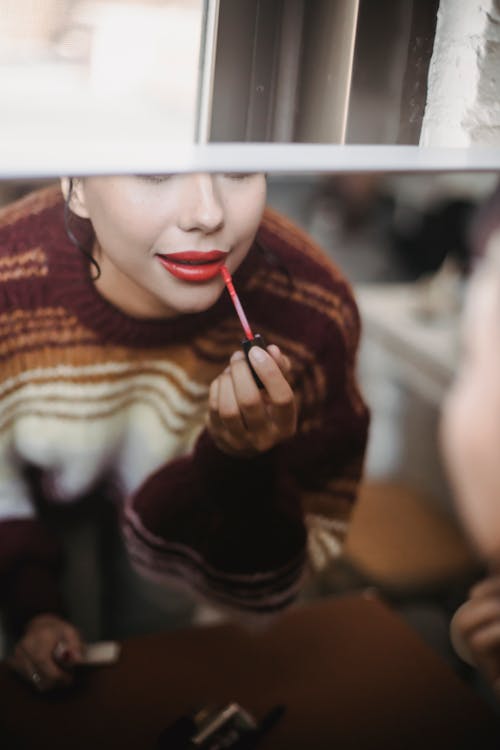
[0,184,62,230]
[0,185,64,307]
[249,209,367,430]
[256,206,352,291]
[251,207,361,356]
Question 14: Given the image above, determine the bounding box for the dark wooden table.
[0,592,498,749]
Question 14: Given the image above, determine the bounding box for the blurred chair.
[340,481,481,598]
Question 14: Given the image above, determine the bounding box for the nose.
[177,173,224,234]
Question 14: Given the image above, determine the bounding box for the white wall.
[421,0,500,146]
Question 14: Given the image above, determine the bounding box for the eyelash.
[223,173,252,180]
[137,173,253,184]
[137,175,172,184]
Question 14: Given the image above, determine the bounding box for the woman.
[442,225,500,700]
[0,173,369,691]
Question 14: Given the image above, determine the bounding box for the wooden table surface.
[0,592,498,749]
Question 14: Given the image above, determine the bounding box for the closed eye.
[223,173,253,180]
[136,174,173,184]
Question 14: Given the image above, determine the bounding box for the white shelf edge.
[0,144,499,178]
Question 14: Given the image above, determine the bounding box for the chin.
[172,289,223,316]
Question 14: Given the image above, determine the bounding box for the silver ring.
[31,670,41,686]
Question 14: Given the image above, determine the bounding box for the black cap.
[242,334,267,390]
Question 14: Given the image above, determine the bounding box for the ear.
[60,177,90,219]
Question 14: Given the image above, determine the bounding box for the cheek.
[441,382,500,559]
[231,187,266,242]
[86,187,164,250]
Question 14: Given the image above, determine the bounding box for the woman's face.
[68,173,266,318]
[440,239,500,563]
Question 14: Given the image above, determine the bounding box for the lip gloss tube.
[220,266,266,389]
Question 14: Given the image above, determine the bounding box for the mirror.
[1,0,205,144]
[0,169,495,653]
[209,0,439,144]
[2,0,499,152]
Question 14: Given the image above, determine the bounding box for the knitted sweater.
[0,186,369,633]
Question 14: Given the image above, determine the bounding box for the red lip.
[156,250,227,282]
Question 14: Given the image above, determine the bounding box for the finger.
[229,351,269,433]
[247,347,296,436]
[218,366,248,436]
[247,347,295,404]
[53,630,84,667]
[35,650,72,686]
[469,626,500,691]
[53,640,73,667]
[61,623,85,658]
[453,598,500,636]
[267,345,292,376]
[208,377,225,433]
[208,376,254,455]
[469,620,500,656]
[23,639,72,686]
[9,645,34,682]
[12,644,63,691]
[470,575,500,599]
[23,627,75,685]
[209,376,219,414]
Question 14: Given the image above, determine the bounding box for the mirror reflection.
[4,0,500,147]
[0,171,499,726]
[1,0,204,142]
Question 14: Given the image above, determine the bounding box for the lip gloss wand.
[220,265,266,388]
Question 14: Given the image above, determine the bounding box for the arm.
[0,455,64,635]
[123,290,369,616]
[0,454,84,690]
[123,346,306,618]
[123,398,307,618]
[450,574,500,700]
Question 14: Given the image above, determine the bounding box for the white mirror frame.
[0,143,498,179]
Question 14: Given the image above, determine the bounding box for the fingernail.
[231,350,245,362]
[53,641,67,661]
[59,648,73,665]
[249,346,266,364]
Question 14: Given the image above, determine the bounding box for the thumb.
[56,627,85,666]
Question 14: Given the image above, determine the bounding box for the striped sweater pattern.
[0,186,369,631]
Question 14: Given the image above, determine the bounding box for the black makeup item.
[241,333,266,390]
[220,265,266,390]
[156,703,285,749]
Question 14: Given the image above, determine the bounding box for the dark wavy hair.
[63,178,101,280]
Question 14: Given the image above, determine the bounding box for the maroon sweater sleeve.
[123,431,307,616]
[123,209,369,617]
[0,519,65,635]
[123,291,369,616]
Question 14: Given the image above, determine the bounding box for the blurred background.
[1,0,499,148]
[269,169,499,709]
[1,172,496,698]
[1,0,500,716]
[0,0,204,144]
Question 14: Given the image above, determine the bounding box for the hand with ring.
[8,613,85,692]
